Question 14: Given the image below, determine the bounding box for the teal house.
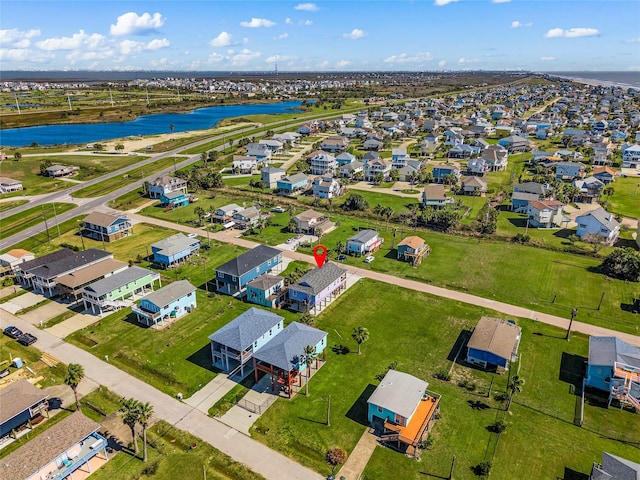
[81,266,161,315]
[160,190,189,207]
[132,280,197,329]
[246,275,285,308]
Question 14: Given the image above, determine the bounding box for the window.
[217,271,223,278]
[256,267,260,273]
[377,405,383,413]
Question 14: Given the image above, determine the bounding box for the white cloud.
[335,60,351,69]
[36,30,107,51]
[211,31,232,47]
[627,37,640,43]
[627,66,640,71]
[316,60,329,69]
[492,0,511,3]
[208,52,225,63]
[540,56,557,61]
[434,0,459,6]
[511,21,533,28]
[0,48,51,63]
[274,33,289,40]
[343,28,366,40]
[438,60,447,67]
[240,18,276,28]
[285,18,293,25]
[110,12,165,36]
[383,52,434,64]
[300,20,313,26]
[231,48,261,66]
[458,57,479,65]
[544,27,600,38]
[266,54,297,63]
[146,38,170,50]
[0,28,40,48]
[294,3,319,11]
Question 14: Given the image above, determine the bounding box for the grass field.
[0,202,75,240]
[108,187,156,211]
[0,155,139,196]
[0,199,28,212]
[250,280,640,479]
[604,175,640,219]
[72,156,182,198]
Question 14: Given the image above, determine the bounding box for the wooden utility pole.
[449,455,456,480]
[326,395,331,426]
[42,206,50,243]
[566,308,577,341]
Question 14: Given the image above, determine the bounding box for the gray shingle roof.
[152,233,199,257]
[588,336,640,368]
[0,379,48,424]
[18,248,75,274]
[215,244,281,277]
[577,207,620,231]
[468,317,522,361]
[83,212,128,228]
[247,274,283,290]
[253,322,327,371]
[83,266,156,297]
[29,249,112,280]
[348,229,378,244]
[367,370,427,419]
[592,453,640,480]
[208,307,283,351]
[280,173,309,184]
[138,280,196,308]
[289,263,347,296]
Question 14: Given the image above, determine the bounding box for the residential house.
[253,322,328,398]
[498,135,532,153]
[15,248,75,288]
[57,259,128,301]
[346,229,383,256]
[336,152,356,166]
[585,336,640,411]
[592,166,617,185]
[0,379,49,439]
[82,266,161,315]
[209,308,285,378]
[527,200,568,228]
[0,177,23,194]
[461,176,488,196]
[467,158,488,175]
[363,138,384,150]
[362,151,381,163]
[213,203,242,224]
[245,143,272,163]
[574,177,605,203]
[232,155,257,174]
[482,145,509,171]
[132,280,197,329]
[396,162,422,182]
[320,136,349,153]
[391,148,411,168]
[312,176,342,199]
[0,412,109,480]
[82,212,132,242]
[432,164,461,184]
[340,161,364,179]
[151,233,200,269]
[292,209,335,235]
[246,275,286,309]
[233,206,262,230]
[555,161,586,181]
[448,144,479,159]
[590,452,640,480]
[30,248,113,297]
[309,151,337,176]
[367,370,441,457]
[258,139,283,153]
[364,158,392,181]
[396,236,431,266]
[147,175,188,199]
[422,184,454,209]
[576,207,620,244]
[276,173,310,196]
[443,129,464,146]
[215,244,282,296]
[44,164,79,177]
[261,166,286,189]
[160,190,190,208]
[622,144,640,168]
[513,182,551,198]
[466,316,522,370]
[0,249,34,277]
[272,132,301,145]
[288,263,348,313]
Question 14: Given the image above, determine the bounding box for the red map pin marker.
[313,245,328,268]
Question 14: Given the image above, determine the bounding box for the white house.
[312,176,342,199]
[576,207,620,245]
[622,144,640,169]
[0,177,23,194]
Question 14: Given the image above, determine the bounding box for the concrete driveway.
[0,291,43,314]
[19,300,71,327]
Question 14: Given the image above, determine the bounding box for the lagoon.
[0,101,302,147]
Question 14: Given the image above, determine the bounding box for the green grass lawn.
[0,155,137,196]
[0,202,75,240]
[604,175,640,219]
[0,215,85,255]
[223,174,261,187]
[72,156,182,198]
[108,187,156,211]
[251,280,640,479]
[0,335,68,389]
[0,199,28,212]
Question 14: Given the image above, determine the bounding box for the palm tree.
[138,402,154,462]
[115,143,124,153]
[334,240,345,256]
[507,375,525,411]
[169,123,175,135]
[300,345,318,396]
[120,398,141,455]
[602,185,614,202]
[352,326,370,355]
[64,363,85,411]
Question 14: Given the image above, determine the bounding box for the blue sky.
[1,1,639,71]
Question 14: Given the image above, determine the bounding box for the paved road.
[130,213,640,347]
[0,310,323,480]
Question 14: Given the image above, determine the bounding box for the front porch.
[253,354,326,399]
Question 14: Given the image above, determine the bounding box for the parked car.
[17,333,37,346]
[285,238,296,244]
[3,326,22,339]
[202,244,211,251]
[364,255,375,263]
[187,233,198,238]
[272,206,286,213]
[0,368,10,378]
[336,255,347,261]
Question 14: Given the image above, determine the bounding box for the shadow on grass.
[331,344,350,355]
[186,344,218,374]
[559,352,587,395]
[508,217,528,228]
[620,300,640,314]
[346,384,376,426]
[560,467,589,480]
[468,399,492,410]
[447,329,471,363]
[383,249,398,260]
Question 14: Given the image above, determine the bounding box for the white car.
[188,233,198,238]
[364,255,375,263]
[272,206,286,213]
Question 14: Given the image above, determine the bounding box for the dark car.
[0,368,9,378]
[3,326,23,339]
[17,333,37,346]
[202,244,211,251]
[336,255,347,261]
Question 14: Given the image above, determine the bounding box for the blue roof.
[208,308,283,351]
[253,322,327,371]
